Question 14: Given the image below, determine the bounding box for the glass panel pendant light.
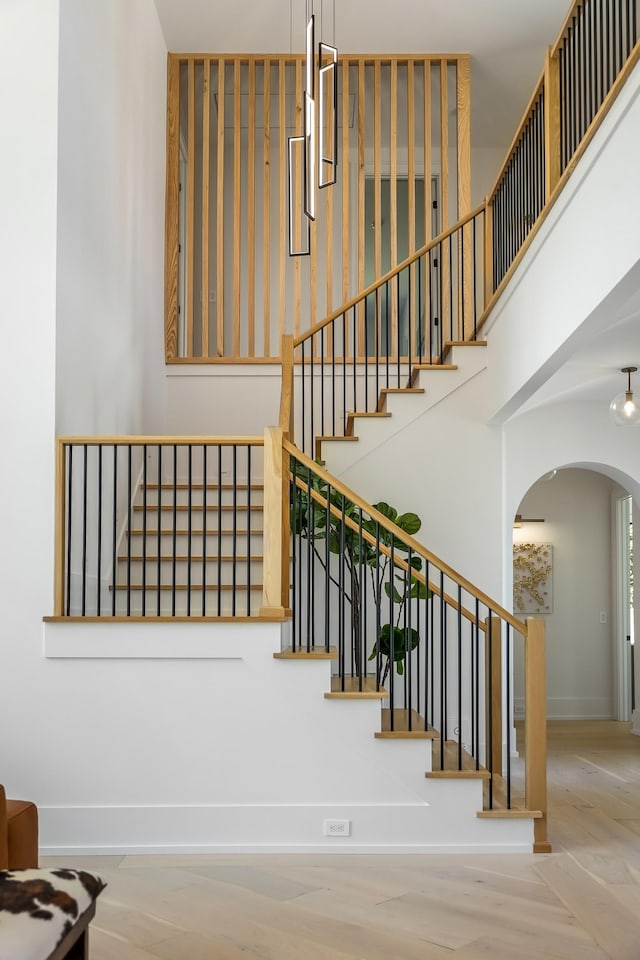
[610,366,640,425]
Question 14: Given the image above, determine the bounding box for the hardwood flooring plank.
[535,853,640,960]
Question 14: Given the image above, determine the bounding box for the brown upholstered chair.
[0,783,39,869]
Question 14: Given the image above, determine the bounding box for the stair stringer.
[318,344,488,476]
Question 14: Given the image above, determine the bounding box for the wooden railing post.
[53,438,66,617]
[279,334,294,441]
[544,46,561,199]
[525,617,551,853]
[485,615,503,777]
[260,426,291,617]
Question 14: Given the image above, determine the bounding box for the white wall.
[56,0,168,435]
[514,469,617,719]
[0,0,60,797]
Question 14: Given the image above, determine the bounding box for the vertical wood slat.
[216,60,225,357]
[54,439,67,617]
[545,46,561,199]
[357,59,366,358]
[164,56,180,361]
[187,60,196,358]
[374,61,382,280]
[263,60,272,358]
[456,57,472,338]
[342,60,350,308]
[407,60,416,357]
[279,60,286,351]
[525,618,551,853]
[423,60,432,359]
[201,59,210,357]
[247,60,256,357]
[484,199,494,307]
[233,59,241,356]
[390,60,398,359]
[440,60,450,341]
[326,143,333,319]
[294,58,302,337]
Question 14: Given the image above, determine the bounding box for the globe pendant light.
[610,366,640,425]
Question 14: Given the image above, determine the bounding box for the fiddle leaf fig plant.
[292,459,430,683]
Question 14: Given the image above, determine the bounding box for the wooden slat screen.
[165,54,471,362]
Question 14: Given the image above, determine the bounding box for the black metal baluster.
[81,444,88,617]
[506,623,512,809]
[439,569,445,769]
[457,584,462,769]
[487,609,494,808]
[97,445,103,616]
[325,481,331,654]
[358,509,364,687]
[217,445,222,616]
[331,322,336,437]
[187,444,192,616]
[202,444,207,616]
[247,445,252,617]
[338,493,346,689]
[375,523,382,692]
[343,317,348,437]
[66,445,73,616]
[309,464,315,650]
[364,297,369,412]
[171,444,177,616]
[407,548,414,730]
[127,444,132,617]
[396,272,401,384]
[375,288,380,401]
[389,538,395,724]
[310,338,315,457]
[232,444,237,616]
[301,341,306,455]
[291,466,298,650]
[142,444,147,617]
[156,445,161,616]
[321,328,325,439]
[352,308,357,419]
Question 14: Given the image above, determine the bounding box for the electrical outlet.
[323,819,351,837]
[600,611,607,623]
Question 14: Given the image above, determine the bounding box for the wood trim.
[424,60,432,241]
[164,55,180,361]
[201,59,210,357]
[279,334,294,438]
[550,0,586,57]
[294,58,302,337]
[326,140,333,319]
[407,59,416,356]
[525,617,551,853]
[44,614,288,623]
[233,59,241,356]
[544,46,561,199]
[285,440,527,633]
[247,59,256,357]
[374,60,382,281]
[456,57,473,338]
[390,60,398,356]
[216,59,226,357]
[483,200,493,307]
[54,437,66,617]
[263,59,272,358]
[357,59,366,355]
[485,615,503,777]
[261,426,287,615]
[439,59,449,229]
[186,59,195,357]
[57,436,265,446]
[279,59,286,348]
[342,59,350,307]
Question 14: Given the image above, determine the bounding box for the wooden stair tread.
[325,676,387,699]
[477,809,543,819]
[274,646,337,660]
[375,708,438,739]
[412,363,458,371]
[427,739,491,779]
[443,340,487,349]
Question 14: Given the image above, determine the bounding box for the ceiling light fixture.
[610,366,640,426]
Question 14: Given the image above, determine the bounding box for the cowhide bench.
[0,868,105,960]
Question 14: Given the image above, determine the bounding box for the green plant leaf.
[396,512,421,535]
[384,582,404,603]
[373,501,398,524]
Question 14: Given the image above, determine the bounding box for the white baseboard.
[38,801,534,856]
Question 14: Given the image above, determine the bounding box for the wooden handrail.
[292,474,486,632]
[57,436,265,446]
[550,0,589,57]
[486,72,546,207]
[285,440,527,636]
[292,203,487,349]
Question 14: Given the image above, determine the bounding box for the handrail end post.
[261,426,290,617]
[524,617,550,853]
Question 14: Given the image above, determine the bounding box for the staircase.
[115,481,265,616]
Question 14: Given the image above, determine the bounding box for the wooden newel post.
[483,200,493,308]
[260,426,291,618]
[544,46,561,200]
[484,615,503,777]
[279,334,295,441]
[525,617,551,853]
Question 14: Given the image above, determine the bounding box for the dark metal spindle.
[306,466,312,651]
[321,328,325,439]
[171,444,177,616]
[506,623,512,809]
[217,445,222,616]
[310,338,315,457]
[232,444,237,616]
[66,445,73,616]
[202,445,207,616]
[487,610,494,807]
[81,445,88,617]
[127,444,133,617]
[457,584,462,769]
[291,469,298,650]
[301,341,306,454]
[338,493,346,689]
[187,444,192,616]
[156,445,161,616]
[247,446,252,617]
[325,481,331,653]
[331,325,336,436]
[97,445,103,615]
[141,445,147,617]
[396,273,401,384]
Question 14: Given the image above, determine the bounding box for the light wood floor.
[41,720,640,960]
